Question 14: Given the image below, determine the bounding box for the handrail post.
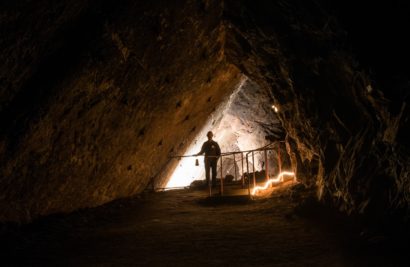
[220,155,223,195]
[208,172,212,197]
[233,153,237,181]
[264,149,269,182]
[246,153,250,196]
[241,152,244,188]
[252,151,256,188]
[278,143,282,174]
[246,153,250,180]
[247,171,251,197]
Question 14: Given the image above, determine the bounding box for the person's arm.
[196,142,206,156]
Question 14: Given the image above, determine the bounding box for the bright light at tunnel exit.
[166,77,248,189]
[251,171,296,195]
[166,142,205,188]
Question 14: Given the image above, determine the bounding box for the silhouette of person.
[196,131,221,187]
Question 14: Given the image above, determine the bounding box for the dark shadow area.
[292,187,410,267]
[1,185,408,266]
[197,195,252,206]
[0,0,128,155]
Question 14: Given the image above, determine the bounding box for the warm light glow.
[271,104,278,113]
[251,171,295,195]
[166,78,248,188]
[166,144,205,188]
[366,84,373,93]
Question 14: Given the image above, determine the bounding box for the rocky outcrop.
[0,0,241,222]
[164,78,288,187]
[223,0,409,221]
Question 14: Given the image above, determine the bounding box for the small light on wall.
[271,104,279,113]
[366,84,373,93]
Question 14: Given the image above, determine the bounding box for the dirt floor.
[0,184,408,266]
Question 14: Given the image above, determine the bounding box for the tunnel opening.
[165,77,294,193]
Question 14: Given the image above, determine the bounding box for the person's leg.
[205,159,210,186]
[211,159,217,187]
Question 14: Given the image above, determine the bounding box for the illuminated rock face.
[165,79,287,187]
[0,1,241,222]
[213,79,287,177]
[0,0,409,222]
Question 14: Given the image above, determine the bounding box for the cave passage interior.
[166,77,288,189]
[0,0,409,266]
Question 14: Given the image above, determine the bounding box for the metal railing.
[171,141,287,197]
[216,141,285,197]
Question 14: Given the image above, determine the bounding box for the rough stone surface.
[164,79,289,187]
[223,0,410,220]
[215,79,288,177]
[0,0,241,222]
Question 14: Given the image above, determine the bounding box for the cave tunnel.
[0,0,409,266]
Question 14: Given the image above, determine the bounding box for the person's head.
[206,131,213,140]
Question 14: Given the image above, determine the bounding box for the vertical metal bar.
[205,161,212,197]
[220,156,223,195]
[269,149,274,188]
[246,154,249,179]
[233,153,237,181]
[252,151,256,188]
[278,143,282,174]
[246,154,251,196]
[264,149,269,182]
[241,152,245,188]
[207,156,211,197]
[247,171,251,197]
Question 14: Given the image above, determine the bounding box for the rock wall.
[224,0,409,220]
[164,78,288,187]
[211,79,288,177]
[0,0,241,222]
